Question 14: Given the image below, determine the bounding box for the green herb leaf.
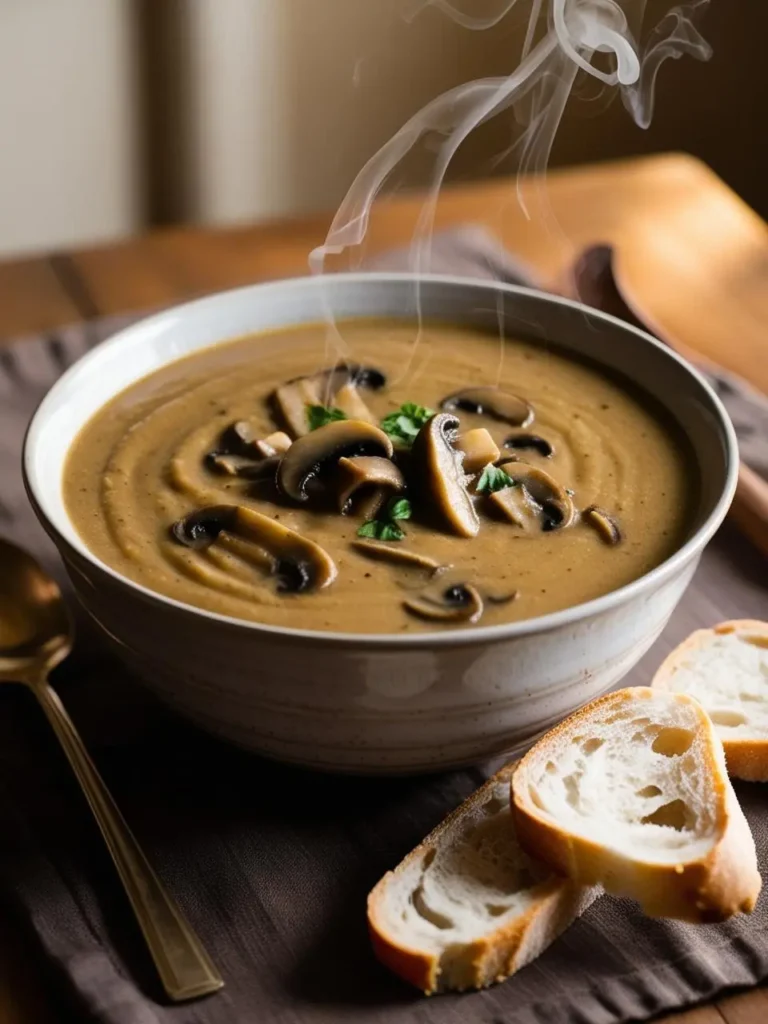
[356,520,405,542]
[357,496,411,541]
[380,402,434,446]
[307,404,347,431]
[386,497,412,521]
[476,464,516,494]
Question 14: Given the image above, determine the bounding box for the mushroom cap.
[403,582,484,624]
[170,504,337,592]
[442,387,533,428]
[335,456,405,515]
[503,433,553,458]
[412,413,479,539]
[277,419,394,502]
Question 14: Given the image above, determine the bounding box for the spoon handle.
[32,679,224,1002]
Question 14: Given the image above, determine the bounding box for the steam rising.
[310,0,711,279]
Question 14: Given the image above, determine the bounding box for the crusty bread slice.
[512,688,761,923]
[367,764,599,994]
[652,620,768,781]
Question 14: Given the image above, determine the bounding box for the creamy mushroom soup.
[64,319,694,633]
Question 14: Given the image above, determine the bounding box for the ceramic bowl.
[23,274,737,774]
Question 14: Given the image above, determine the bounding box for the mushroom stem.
[335,455,405,516]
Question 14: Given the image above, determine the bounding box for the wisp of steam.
[308,0,711,369]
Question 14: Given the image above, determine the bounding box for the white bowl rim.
[23,272,739,649]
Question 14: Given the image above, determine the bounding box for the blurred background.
[0,0,764,258]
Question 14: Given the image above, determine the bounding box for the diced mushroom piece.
[442,387,533,428]
[170,504,337,592]
[583,505,622,545]
[255,431,292,458]
[490,463,575,532]
[351,539,442,572]
[412,413,479,538]
[335,456,405,517]
[455,428,501,474]
[403,583,484,624]
[273,364,386,437]
[206,452,281,479]
[504,433,553,458]
[277,419,394,502]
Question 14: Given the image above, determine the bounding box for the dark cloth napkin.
[1,229,768,1024]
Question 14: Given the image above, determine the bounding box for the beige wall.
[0,1,765,256]
[0,0,140,256]
[172,0,505,224]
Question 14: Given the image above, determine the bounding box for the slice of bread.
[367,764,599,994]
[652,620,768,781]
[512,687,761,923]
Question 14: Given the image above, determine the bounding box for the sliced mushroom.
[412,413,479,538]
[442,387,533,428]
[170,504,337,592]
[206,452,281,479]
[273,377,324,438]
[209,423,291,470]
[335,456,405,517]
[274,364,386,437]
[489,485,543,533]
[583,505,622,545]
[277,419,393,502]
[403,582,484,624]
[455,428,500,474]
[220,420,259,454]
[504,433,553,458]
[351,539,442,572]
[489,463,575,532]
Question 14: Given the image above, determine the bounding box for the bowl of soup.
[23,274,737,773]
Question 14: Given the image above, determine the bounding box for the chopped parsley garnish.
[357,497,413,542]
[307,404,347,431]
[476,464,516,494]
[380,402,433,446]
[386,497,412,521]
[357,520,405,542]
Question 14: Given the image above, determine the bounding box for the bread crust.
[511,687,761,923]
[367,764,599,994]
[652,620,768,782]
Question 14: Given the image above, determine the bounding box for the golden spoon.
[0,537,224,1001]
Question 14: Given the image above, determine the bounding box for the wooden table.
[1,153,767,1024]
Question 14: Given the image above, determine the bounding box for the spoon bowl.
[0,539,71,673]
[0,535,223,1000]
